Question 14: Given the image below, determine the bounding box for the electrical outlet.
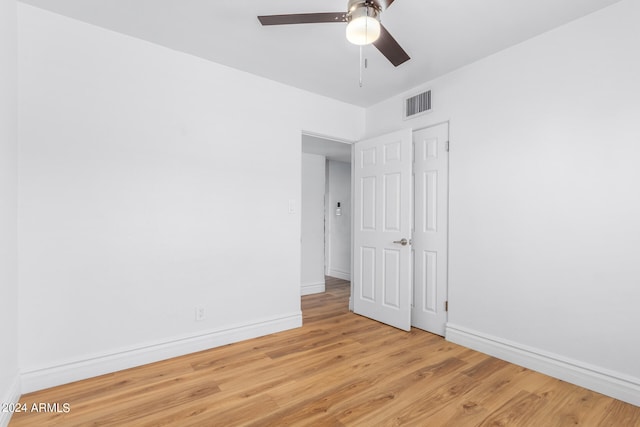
[195,306,205,321]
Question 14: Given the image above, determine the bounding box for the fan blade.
[371,0,396,10]
[373,24,410,67]
[258,12,345,26]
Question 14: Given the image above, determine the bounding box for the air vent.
[404,90,432,119]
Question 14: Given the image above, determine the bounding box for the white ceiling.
[20,0,622,107]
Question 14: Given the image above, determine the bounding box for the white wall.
[17,4,364,392]
[301,153,326,295]
[366,0,640,405]
[325,160,351,280]
[0,0,20,424]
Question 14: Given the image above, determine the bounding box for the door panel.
[411,123,449,335]
[353,129,412,331]
[383,248,401,307]
[384,173,401,231]
[361,247,376,301]
[361,176,376,230]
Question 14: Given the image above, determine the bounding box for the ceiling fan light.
[346,16,381,45]
[346,4,381,46]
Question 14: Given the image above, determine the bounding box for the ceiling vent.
[404,89,432,120]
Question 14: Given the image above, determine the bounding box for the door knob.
[393,238,409,246]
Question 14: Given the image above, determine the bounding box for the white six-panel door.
[411,123,449,335]
[353,129,413,331]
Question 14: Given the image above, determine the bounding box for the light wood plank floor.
[10,277,640,426]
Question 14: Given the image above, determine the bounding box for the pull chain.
[359,46,363,87]
[359,47,369,88]
[358,4,371,87]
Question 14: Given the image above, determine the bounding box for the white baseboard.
[327,269,350,281]
[446,323,640,407]
[301,281,326,295]
[0,374,21,427]
[21,312,302,394]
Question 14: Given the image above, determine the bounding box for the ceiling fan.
[257,0,410,67]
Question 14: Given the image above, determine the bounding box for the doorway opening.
[301,122,449,337]
[301,133,353,299]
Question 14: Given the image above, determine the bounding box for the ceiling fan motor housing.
[347,0,381,22]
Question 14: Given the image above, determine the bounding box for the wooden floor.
[10,277,640,426]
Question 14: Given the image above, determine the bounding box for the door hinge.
[445,301,449,312]
[445,141,450,152]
